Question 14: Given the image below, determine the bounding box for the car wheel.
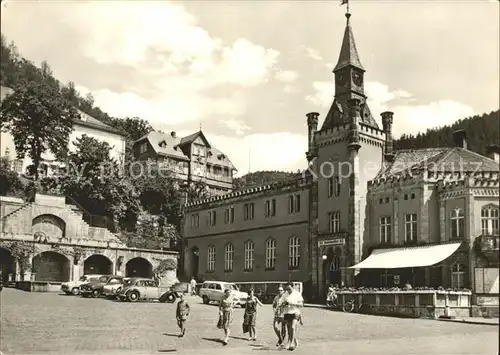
[92,289,101,298]
[166,293,176,303]
[71,287,79,295]
[202,295,209,304]
[128,290,139,302]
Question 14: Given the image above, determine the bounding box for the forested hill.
[233,171,299,190]
[394,110,499,155]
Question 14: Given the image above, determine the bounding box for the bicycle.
[342,299,366,313]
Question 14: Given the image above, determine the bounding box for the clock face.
[352,71,363,86]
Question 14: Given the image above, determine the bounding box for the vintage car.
[198,281,249,307]
[158,282,190,303]
[117,278,171,302]
[80,275,122,298]
[103,277,131,299]
[61,274,105,295]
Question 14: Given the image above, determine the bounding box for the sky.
[1,0,499,176]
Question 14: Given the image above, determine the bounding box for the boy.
[176,293,190,337]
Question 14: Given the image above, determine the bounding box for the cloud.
[275,70,299,83]
[306,81,475,137]
[299,46,323,61]
[218,118,251,136]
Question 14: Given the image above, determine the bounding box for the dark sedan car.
[80,275,122,298]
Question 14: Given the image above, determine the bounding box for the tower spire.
[333,11,364,72]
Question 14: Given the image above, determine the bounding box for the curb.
[437,318,499,326]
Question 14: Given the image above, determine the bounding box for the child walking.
[176,293,190,337]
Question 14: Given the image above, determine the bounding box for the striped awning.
[349,243,461,269]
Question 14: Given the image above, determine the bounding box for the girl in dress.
[242,289,263,341]
[218,288,234,345]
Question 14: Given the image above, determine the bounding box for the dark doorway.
[84,255,113,275]
[0,248,15,283]
[126,257,153,278]
[191,247,199,280]
[32,251,70,282]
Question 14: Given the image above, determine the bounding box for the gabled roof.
[321,97,379,130]
[333,14,365,72]
[179,130,211,148]
[376,147,500,179]
[134,130,235,169]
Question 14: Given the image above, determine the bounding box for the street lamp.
[322,255,327,260]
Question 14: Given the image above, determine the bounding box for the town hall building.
[182,12,499,303]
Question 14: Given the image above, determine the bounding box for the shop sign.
[318,238,345,247]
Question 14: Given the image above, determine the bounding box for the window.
[244,240,254,271]
[385,197,389,203]
[224,207,234,224]
[244,203,254,221]
[288,236,300,269]
[288,194,301,213]
[411,193,415,199]
[334,176,341,197]
[328,177,334,197]
[481,206,499,235]
[380,216,392,243]
[450,208,465,239]
[265,199,276,217]
[404,194,408,200]
[207,245,216,272]
[404,213,418,242]
[224,243,234,272]
[328,212,340,233]
[191,213,199,228]
[208,211,216,226]
[265,238,276,270]
[451,264,465,289]
[139,142,147,154]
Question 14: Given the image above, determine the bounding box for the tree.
[42,135,141,228]
[0,157,23,197]
[0,78,79,180]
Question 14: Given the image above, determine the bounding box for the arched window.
[329,256,340,271]
[244,240,254,271]
[207,245,216,272]
[451,264,466,289]
[450,208,465,239]
[334,176,341,197]
[481,206,499,235]
[288,236,300,269]
[224,243,234,272]
[265,238,276,270]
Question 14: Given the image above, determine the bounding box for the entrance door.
[191,247,199,279]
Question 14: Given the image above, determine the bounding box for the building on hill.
[182,11,499,304]
[133,130,236,196]
[0,85,126,177]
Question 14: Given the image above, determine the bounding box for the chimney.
[381,111,394,163]
[486,145,500,164]
[346,98,361,151]
[306,112,319,161]
[453,129,467,149]
[171,131,176,138]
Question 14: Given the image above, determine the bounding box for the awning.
[349,242,461,269]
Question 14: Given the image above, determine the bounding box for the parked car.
[158,282,190,303]
[103,277,131,299]
[198,281,249,307]
[80,275,122,298]
[117,278,171,302]
[61,275,104,295]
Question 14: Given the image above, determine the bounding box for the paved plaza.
[0,288,497,355]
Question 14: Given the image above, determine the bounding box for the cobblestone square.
[0,288,497,355]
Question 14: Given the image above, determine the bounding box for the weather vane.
[340,0,350,15]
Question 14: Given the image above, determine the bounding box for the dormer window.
[159,140,167,148]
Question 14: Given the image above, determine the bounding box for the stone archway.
[0,247,15,283]
[190,247,199,280]
[84,255,113,275]
[126,257,153,278]
[32,251,70,282]
[32,214,66,239]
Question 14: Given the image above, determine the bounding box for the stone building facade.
[0,194,178,287]
[133,130,236,196]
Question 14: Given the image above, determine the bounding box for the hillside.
[233,170,299,190]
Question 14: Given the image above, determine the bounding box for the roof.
[135,130,235,169]
[333,14,364,72]
[321,97,379,130]
[1,86,124,136]
[375,147,500,179]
